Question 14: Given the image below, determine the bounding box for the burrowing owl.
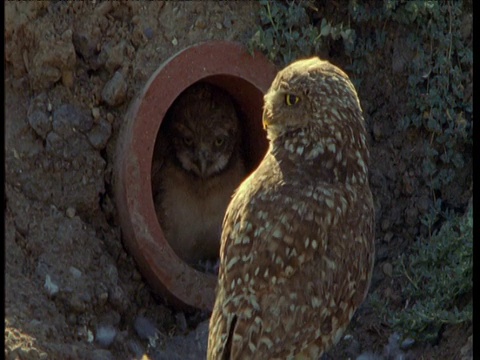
[207,57,375,359]
[152,82,247,267]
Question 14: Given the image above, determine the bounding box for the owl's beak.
[195,151,209,178]
[262,108,271,129]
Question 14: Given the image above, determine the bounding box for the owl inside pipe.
[152,82,247,269]
[207,57,375,359]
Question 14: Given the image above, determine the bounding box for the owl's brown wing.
[207,156,374,359]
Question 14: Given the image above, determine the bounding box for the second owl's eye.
[285,94,300,106]
[183,136,193,146]
[214,137,225,147]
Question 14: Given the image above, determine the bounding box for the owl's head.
[262,57,369,183]
[262,57,364,142]
[166,83,241,179]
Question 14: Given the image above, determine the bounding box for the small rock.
[382,262,393,277]
[383,232,394,242]
[87,329,94,343]
[215,22,222,29]
[195,17,206,29]
[44,274,59,296]
[106,112,114,123]
[102,71,127,107]
[104,41,127,74]
[66,207,76,218]
[144,27,154,39]
[62,70,74,88]
[68,293,86,313]
[53,104,93,135]
[28,110,51,139]
[96,325,117,348]
[106,264,118,284]
[134,316,157,340]
[91,107,101,120]
[69,266,82,279]
[108,285,127,312]
[45,132,65,154]
[171,37,178,46]
[87,119,112,150]
[95,283,109,306]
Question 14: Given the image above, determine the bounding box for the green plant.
[251,1,472,196]
[247,0,355,65]
[397,2,471,193]
[391,201,472,342]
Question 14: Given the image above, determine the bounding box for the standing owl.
[207,57,375,359]
[152,82,247,267]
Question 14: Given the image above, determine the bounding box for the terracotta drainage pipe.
[114,41,277,310]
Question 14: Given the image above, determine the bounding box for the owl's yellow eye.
[183,136,193,146]
[285,94,300,106]
[214,137,225,147]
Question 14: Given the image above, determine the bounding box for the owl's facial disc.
[263,88,304,139]
[174,132,233,179]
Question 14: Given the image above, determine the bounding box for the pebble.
[195,17,206,29]
[382,262,393,277]
[144,27,154,39]
[95,283,109,306]
[68,293,86,313]
[108,285,127,312]
[45,131,65,153]
[96,325,117,348]
[69,266,82,279]
[134,315,157,340]
[53,104,93,135]
[171,37,178,46]
[106,112,115,123]
[383,232,393,242]
[28,110,52,139]
[87,119,112,150]
[62,70,74,88]
[102,71,127,107]
[106,264,118,284]
[91,107,101,120]
[66,207,76,218]
[44,274,59,296]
